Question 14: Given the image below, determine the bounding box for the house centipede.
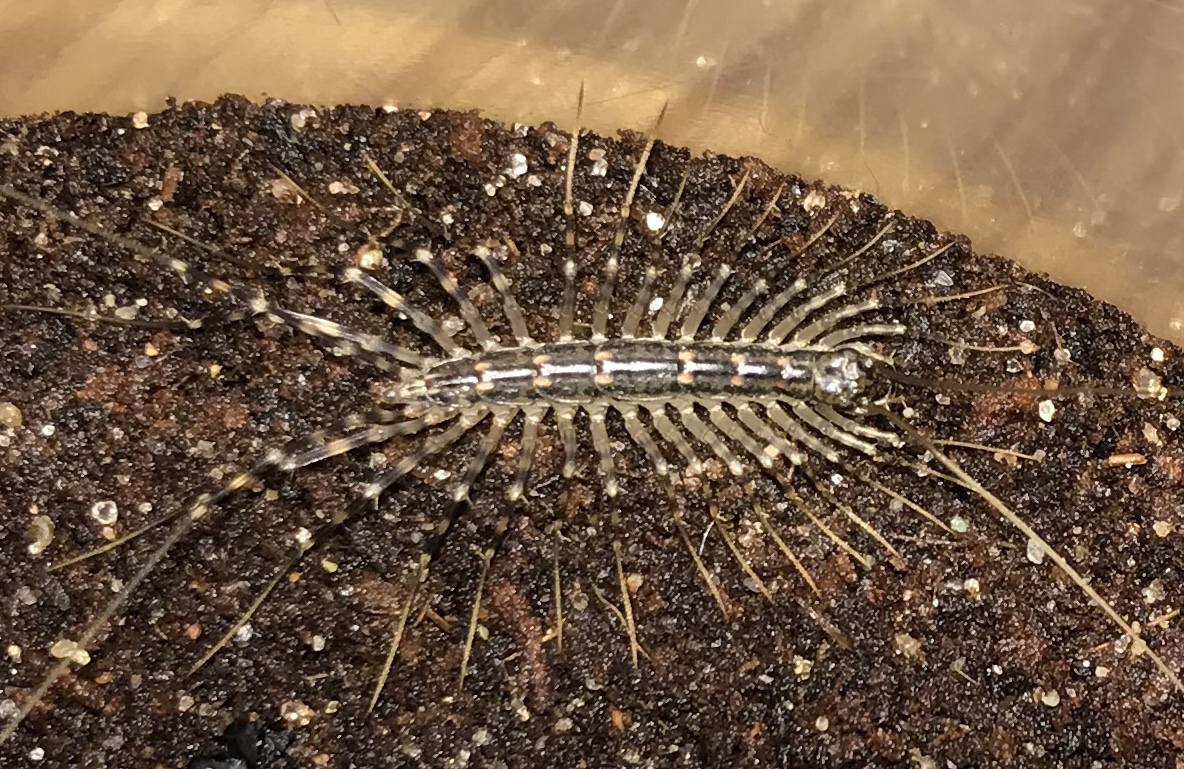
[1,95,1182,766]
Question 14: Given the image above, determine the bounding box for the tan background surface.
[2,0,1183,343]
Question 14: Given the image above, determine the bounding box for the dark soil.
[0,96,1182,768]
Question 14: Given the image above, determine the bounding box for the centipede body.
[1,96,1183,767]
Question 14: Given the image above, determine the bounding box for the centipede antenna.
[673,508,729,619]
[877,408,1184,694]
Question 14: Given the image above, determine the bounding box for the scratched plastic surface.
[1,0,1182,342]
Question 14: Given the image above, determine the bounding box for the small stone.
[6,644,22,662]
[90,500,118,526]
[894,632,925,661]
[178,694,195,712]
[131,111,149,129]
[578,200,593,217]
[1039,688,1061,707]
[625,573,644,593]
[963,578,981,598]
[1019,319,1036,332]
[1026,538,1045,565]
[281,699,316,727]
[508,153,528,178]
[0,401,23,430]
[802,190,827,212]
[28,516,54,556]
[949,515,969,533]
[1152,520,1173,538]
[1038,400,1056,423]
[1142,579,1165,604]
[48,639,91,666]
[814,715,829,732]
[321,558,339,573]
[143,342,159,357]
[1151,347,1165,362]
[644,211,666,231]
[29,747,45,762]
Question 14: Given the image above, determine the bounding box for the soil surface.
[1,96,1182,768]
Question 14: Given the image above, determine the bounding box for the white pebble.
[90,500,118,526]
[1019,319,1036,332]
[1038,400,1056,423]
[508,153,528,178]
[578,200,593,217]
[644,212,666,231]
[131,111,149,129]
[1151,347,1165,363]
[1026,538,1046,565]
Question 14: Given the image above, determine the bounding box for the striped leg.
[0,184,426,372]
